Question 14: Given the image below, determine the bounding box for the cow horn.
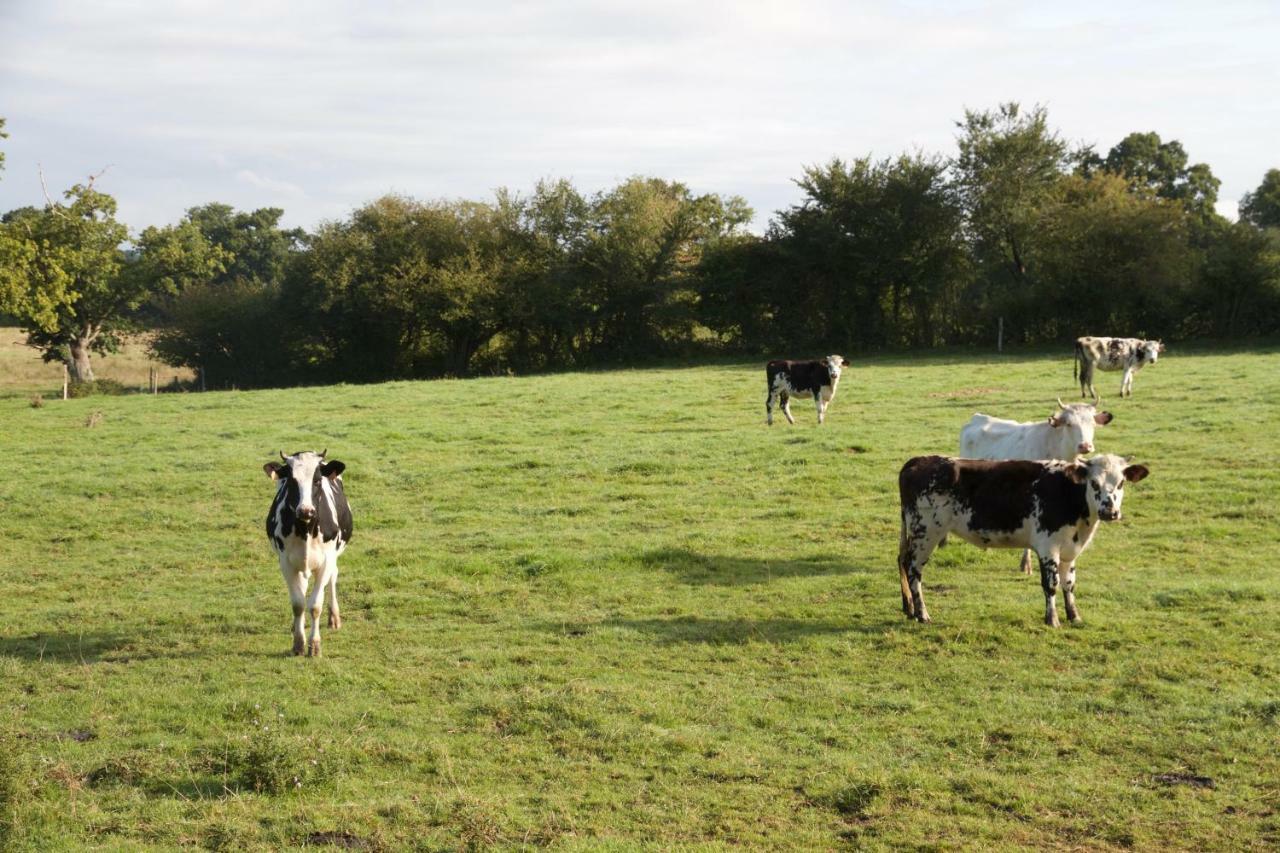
[1056,397,1067,410]
[279,450,287,462]
[319,448,327,458]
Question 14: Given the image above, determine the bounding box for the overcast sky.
[1,0,1276,233]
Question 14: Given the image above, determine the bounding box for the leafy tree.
[1240,169,1280,229]
[1082,131,1220,218]
[953,102,1069,285]
[11,183,133,382]
[576,177,751,359]
[183,203,303,285]
[1035,171,1195,338]
[1193,219,1280,336]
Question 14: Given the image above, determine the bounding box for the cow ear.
[263,462,284,480]
[1123,464,1149,483]
[321,460,346,479]
[1094,411,1113,425]
[841,358,850,367]
[1048,415,1062,428]
[1065,463,1088,484]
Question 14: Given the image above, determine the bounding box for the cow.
[263,449,353,657]
[897,454,1149,627]
[1075,336,1165,398]
[766,355,850,425]
[959,397,1114,573]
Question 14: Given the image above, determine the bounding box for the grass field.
[1,345,1278,850]
[0,327,193,400]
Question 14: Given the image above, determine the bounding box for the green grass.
[1,346,1278,850]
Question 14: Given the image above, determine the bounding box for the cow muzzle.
[1077,442,1094,454]
[296,505,317,522]
[1098,507,1121,522]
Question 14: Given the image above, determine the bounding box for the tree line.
[2,103,1279,390]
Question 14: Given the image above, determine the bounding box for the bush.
[67,378,129,397]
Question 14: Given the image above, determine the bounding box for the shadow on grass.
[0,630,192,663]
[639,547,869,585]
[601,614,898,644]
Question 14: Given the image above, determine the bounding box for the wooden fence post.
[997,317,1004,353]
[62,364,69,400]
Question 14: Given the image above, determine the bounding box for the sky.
[1,0,1276,233]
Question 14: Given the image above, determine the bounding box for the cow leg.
[327,567,342,630]
[281,559,306,656]
[1121,367,1133,397]
[1058,561,1080,624]
[1038,553,1061,627]
[1019,548,1034,574]
[814,392,824,424]
[898,515,939,623]
[306,552,338,657]
[780,392,795,425]
[766,390,775,425]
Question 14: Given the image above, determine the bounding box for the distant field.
[1,346,1278,849]
[0,326,193,398]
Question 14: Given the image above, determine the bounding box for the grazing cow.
[959,397,1114,573]
[897,454,1149,626]
[766,355,850,425]
[1075,336,1164,398]
[263,450,353,657]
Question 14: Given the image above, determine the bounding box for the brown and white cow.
[1075,336,1164,398]
[897,454,1149,626]
[766,355,850,425]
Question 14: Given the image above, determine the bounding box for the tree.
[1083,131,1221,218]
[182,203,303,285]
[12,182,132,382]
[1240,169,1280,229]
[953,102,1069,285]
[576,177,751,359]
[1035,171,1195,338]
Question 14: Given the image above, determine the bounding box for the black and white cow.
[765,355,850,425]
[263,450,353,657]
[897,454,1149,626]
[1075,336,1164,398]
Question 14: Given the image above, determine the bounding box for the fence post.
[199,365,206,392]
[997,317,1004,353]
[62,364,69,400]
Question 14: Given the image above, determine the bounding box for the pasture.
[1,346,1278,850]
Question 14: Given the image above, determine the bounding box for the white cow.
[959,399,1114,572]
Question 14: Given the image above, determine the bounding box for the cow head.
[263,449,346,525]
[1049,397,1114,456]
[826,354,850,382]
[1141,340,1162,363]
[1065,454,1149,522]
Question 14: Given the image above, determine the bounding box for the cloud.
[0,0,1276,232]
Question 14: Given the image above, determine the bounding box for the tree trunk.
[67,337,96,384]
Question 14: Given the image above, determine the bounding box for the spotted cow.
[897,454,1149,626]
[766,355,850,425]
[959,398,1114,574]
[264,450,353,657]
[1075,336,1164,398]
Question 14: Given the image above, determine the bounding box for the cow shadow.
[0,631,194,664]
[638,547,871,586]
[597,614,898,645]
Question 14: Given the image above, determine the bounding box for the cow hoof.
[292,637,305,656]
[1069,616,1084,625]
[308,640,321,658]
[1045,615,1061,628]
[328,612,341,630]
[915,613,931,624]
